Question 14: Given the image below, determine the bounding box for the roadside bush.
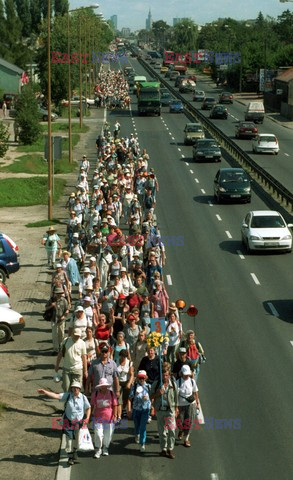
[0,122,9,157]
[15,85,41,145]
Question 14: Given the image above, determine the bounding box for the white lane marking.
[56,434,72,480]
[208,200,213,206]
[216,214,222,221]
[185,162,189,166]
[103,107,107,122]
[172,136,175,140]
[267,302,279,317]
[190,169,194,174]
[210,475,219,480]
[225,230,232,238]
[250,273,260,285]
[166,274,172,285]
[169,132,172,135]
[178,148,181,152]
[201,188,206,194]
[181,154,185,158]
[195,178,199,183]
[284,153,289,156]
[237,250,245,259]
[166,127,169,130]
[290,341,293,347]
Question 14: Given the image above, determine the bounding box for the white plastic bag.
[78,427,94,451]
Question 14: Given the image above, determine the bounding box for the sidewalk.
[0,108,104,480]
[195,73,293,130]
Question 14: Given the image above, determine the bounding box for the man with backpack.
[151,366,179,459]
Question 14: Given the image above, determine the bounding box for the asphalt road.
[70,60,293,480]
[132,57,293,195]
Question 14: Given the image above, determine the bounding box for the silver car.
[252,134,279,155]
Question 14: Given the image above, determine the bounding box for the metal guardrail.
[137,56,293,213]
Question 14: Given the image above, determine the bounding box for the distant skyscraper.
[110,15,118,30]
[146,8,152,31]
[121,27,131,38]
[173,18,187,26]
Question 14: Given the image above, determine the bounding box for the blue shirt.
[129,382,151,411]
[59,392,90,421]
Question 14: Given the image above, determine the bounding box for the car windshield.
[187,125,202,132]
[240,123,254,128]
[221,172,248,183]
[250,215,286,228]
[222,92,232,96]
[195,91,204,95]
[199,140,218,148]
[206,98,215,102]
[162,93,171,98]
[259,136,276,143]
[172,101,182,106]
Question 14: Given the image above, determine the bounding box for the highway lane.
[70,64,293,480]
[134,57,293,195]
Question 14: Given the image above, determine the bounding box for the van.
[0,233,20,283]
[245,102,265,124]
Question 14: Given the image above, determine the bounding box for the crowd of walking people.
[38,68,205,465]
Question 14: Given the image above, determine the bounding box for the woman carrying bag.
[176,365,200,448]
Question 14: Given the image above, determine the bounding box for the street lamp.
[47,0,53,220]
[175,299,198,330]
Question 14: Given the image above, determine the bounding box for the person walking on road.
[176,365,199,447]
[44,287,69,354]
[151,366,179,459]
[37,381,91,465]
[86,342,120,398]
[55,328,88,391]
[127,370,151,452]
[92,377,118,458]
[42,226,62,269]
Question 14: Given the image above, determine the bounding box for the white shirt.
[176,377,198,406]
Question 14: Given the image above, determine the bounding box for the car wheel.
[274,152,278,155]
[217,193,221,204]
[0,324,12,344]
[245,238,251,254]
[0,268,7,283]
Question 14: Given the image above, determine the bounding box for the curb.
[56,435,71,480]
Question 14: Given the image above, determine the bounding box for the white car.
[252,134,279,154]
[0,282,10,307]
[241,210,293,253]
[0,306,25,343]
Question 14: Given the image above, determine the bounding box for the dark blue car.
[0,233,20,283]
[169,100,184,113]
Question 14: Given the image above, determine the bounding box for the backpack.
[131,382,151,403]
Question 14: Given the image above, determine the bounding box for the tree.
[15,0,31,37]
[274,10,293,44]
[15,85,41,145]
[0,122,9,158]
[30,0,42,34]
[171,19,198,52]
[54,0,68,16]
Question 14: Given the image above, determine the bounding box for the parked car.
[201,97,217,110]
[0,306,25,344]
[160,92,173,106]
[235,121,258,139]
[184,123,205,145]
[38,106,58,122]
[179,80,196,93]
[193,90,205,102]
[61,96,94,108]
[252,134,279,154]
[193,139,221,162]
[0,233,20,283]
[0,282,10,307]
[219,91,233,104]
[169,100,184,113]
[214,168,251,203]
[209,104,228,119]
[241,210,293,253]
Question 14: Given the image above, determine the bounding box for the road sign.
[150,318,166,335]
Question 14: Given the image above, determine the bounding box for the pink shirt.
[91,390,118,422]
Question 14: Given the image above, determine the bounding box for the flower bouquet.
[146,331,169,349]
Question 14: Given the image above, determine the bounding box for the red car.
[235,121,258,139]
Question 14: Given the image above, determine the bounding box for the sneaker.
[102,447,109,456]
[140,445,145,452]
[147,415,152,424]
[167,449,175,459]
[94,449,101,459]
[135,435,140,444]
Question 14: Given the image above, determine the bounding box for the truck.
[137,81,161,116]
[245,101,265,124]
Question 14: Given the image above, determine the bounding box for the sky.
[69,0,291,30]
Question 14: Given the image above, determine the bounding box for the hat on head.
[82,154,87,158]
[118,293,126,299]
[121,267,127,272]
[46,226,56,233]
[54,287,64,294]
[102,219,108,223]
[75,306,84,313]
[62,250,71,256]
[71,381,82,389]
[73,327,82,336]
[137,370,147,378]
[56,263,62,268]
[99,343,110,353]
[127,314,136,321]
[83,267,91,273]
[186,330,195,336]
[179,347,187,354]
[73,233,79,238]
[83,296,91,302]
[169,302,177,311]
[95,378,111,389]
[90,256,96,262]
[181,365,191,376]
[70,193,75,198]
[108,280,115,286]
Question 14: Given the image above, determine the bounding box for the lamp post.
[67,11,72,163]
[47,0,53,220]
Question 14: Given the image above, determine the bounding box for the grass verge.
[0,177,66,207]
[16,133,80,153]
[25,219,62,228]
[40,123,89,133]
[0,155,77,174]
